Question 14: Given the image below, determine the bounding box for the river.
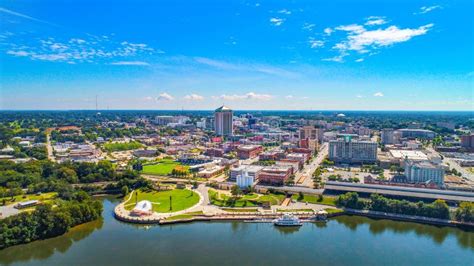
[0,197,472,266]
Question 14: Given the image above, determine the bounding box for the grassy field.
[324,208,344,214]
[209,189,285,207]
[164,211,204,221]
[124,189,200,213]
[221,208,259,212]
[291,194,336,206]
[0,192,57,206]
[103,141,143,152]
[277,209,314,212]
[142,160,189,176]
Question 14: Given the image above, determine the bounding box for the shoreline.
[113,204,474,230]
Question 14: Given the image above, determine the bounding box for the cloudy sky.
[0,0,473,110]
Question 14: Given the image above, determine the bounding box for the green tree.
[230,185,242,197]
[454,202,474,223]
[121,185,129,197]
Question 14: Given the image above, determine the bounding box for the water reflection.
[274,225,301,235]
[0,218,103,265]
[334,215,474,250]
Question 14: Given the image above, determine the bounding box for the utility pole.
[169,196,172,211]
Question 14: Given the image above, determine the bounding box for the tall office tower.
[329,134,377,164]
[299,126,324,142]
[381,128,395,144]
[214,105,233,137]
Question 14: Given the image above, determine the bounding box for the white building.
[329,135,377,164]
[214,105,233,137]
[404,160,445,185]
[196,118,206,129]
[229,165,263,181]
[237,171,256,188]
[154,115,189,126]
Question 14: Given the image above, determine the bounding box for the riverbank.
[344,208,474,230]
[114,202,474,230]
[2,197,473,266]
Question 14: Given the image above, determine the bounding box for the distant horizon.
[1,109,473,113]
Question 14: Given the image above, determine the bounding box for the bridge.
[324,181,474,202]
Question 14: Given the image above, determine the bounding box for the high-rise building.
[381,128,395,144]
[299,126,323,142]
[404,160,445,185]
[214,105,233,137]
[329,134,377,164]
[461,134,474,151]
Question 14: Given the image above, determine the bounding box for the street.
[296,142,328,187]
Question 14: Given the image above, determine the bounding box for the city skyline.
[1,0,473,110]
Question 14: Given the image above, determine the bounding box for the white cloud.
[110,61,150,66]
[329,23,434,61]
[7,50,29,57]
[373,92,384,97]
[278,9,291,15]
[365,16,387,26]
[0,7,56,26]
[194,57,298,78]
[194,57,239,70]
[69,38,86,44]
[355,58,364,62]
[157,93,174,101]
[4,35,156,64]
[270,17,285,26]
[303,23,316,31]
[324,28,334,35]
[336,24,366,34]
[417,5,442,14]
[184,94,204,101]
[322,52,348,63]
[356,95,364,98]
[217,92,273,101]
[309,38,325,48]
[285,95,294,99]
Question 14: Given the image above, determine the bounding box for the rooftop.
[215,105,232,112]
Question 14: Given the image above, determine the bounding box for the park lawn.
[208,189,284,207]
[124,189,199,213]
[0,192,58,206]
[291,194,336,206]
[103,141,143,152]
[165,211,204,221]
[142,160,188,176]
[259,193,286,205]
[222,208,259,212]
[325,208,344,214]
[277,209,314,212]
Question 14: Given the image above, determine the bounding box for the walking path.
[114,184,337,224]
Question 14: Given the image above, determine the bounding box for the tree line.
[0,159,142,200]
[335,192,454,220]
[0,191,103,249]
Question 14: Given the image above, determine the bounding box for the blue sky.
[0,0,473,110]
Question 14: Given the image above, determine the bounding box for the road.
[427,146,474,182]
[45,130,55,162]
[0,204,20,219]
[296,142,328,187]
[255,184,324,195]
